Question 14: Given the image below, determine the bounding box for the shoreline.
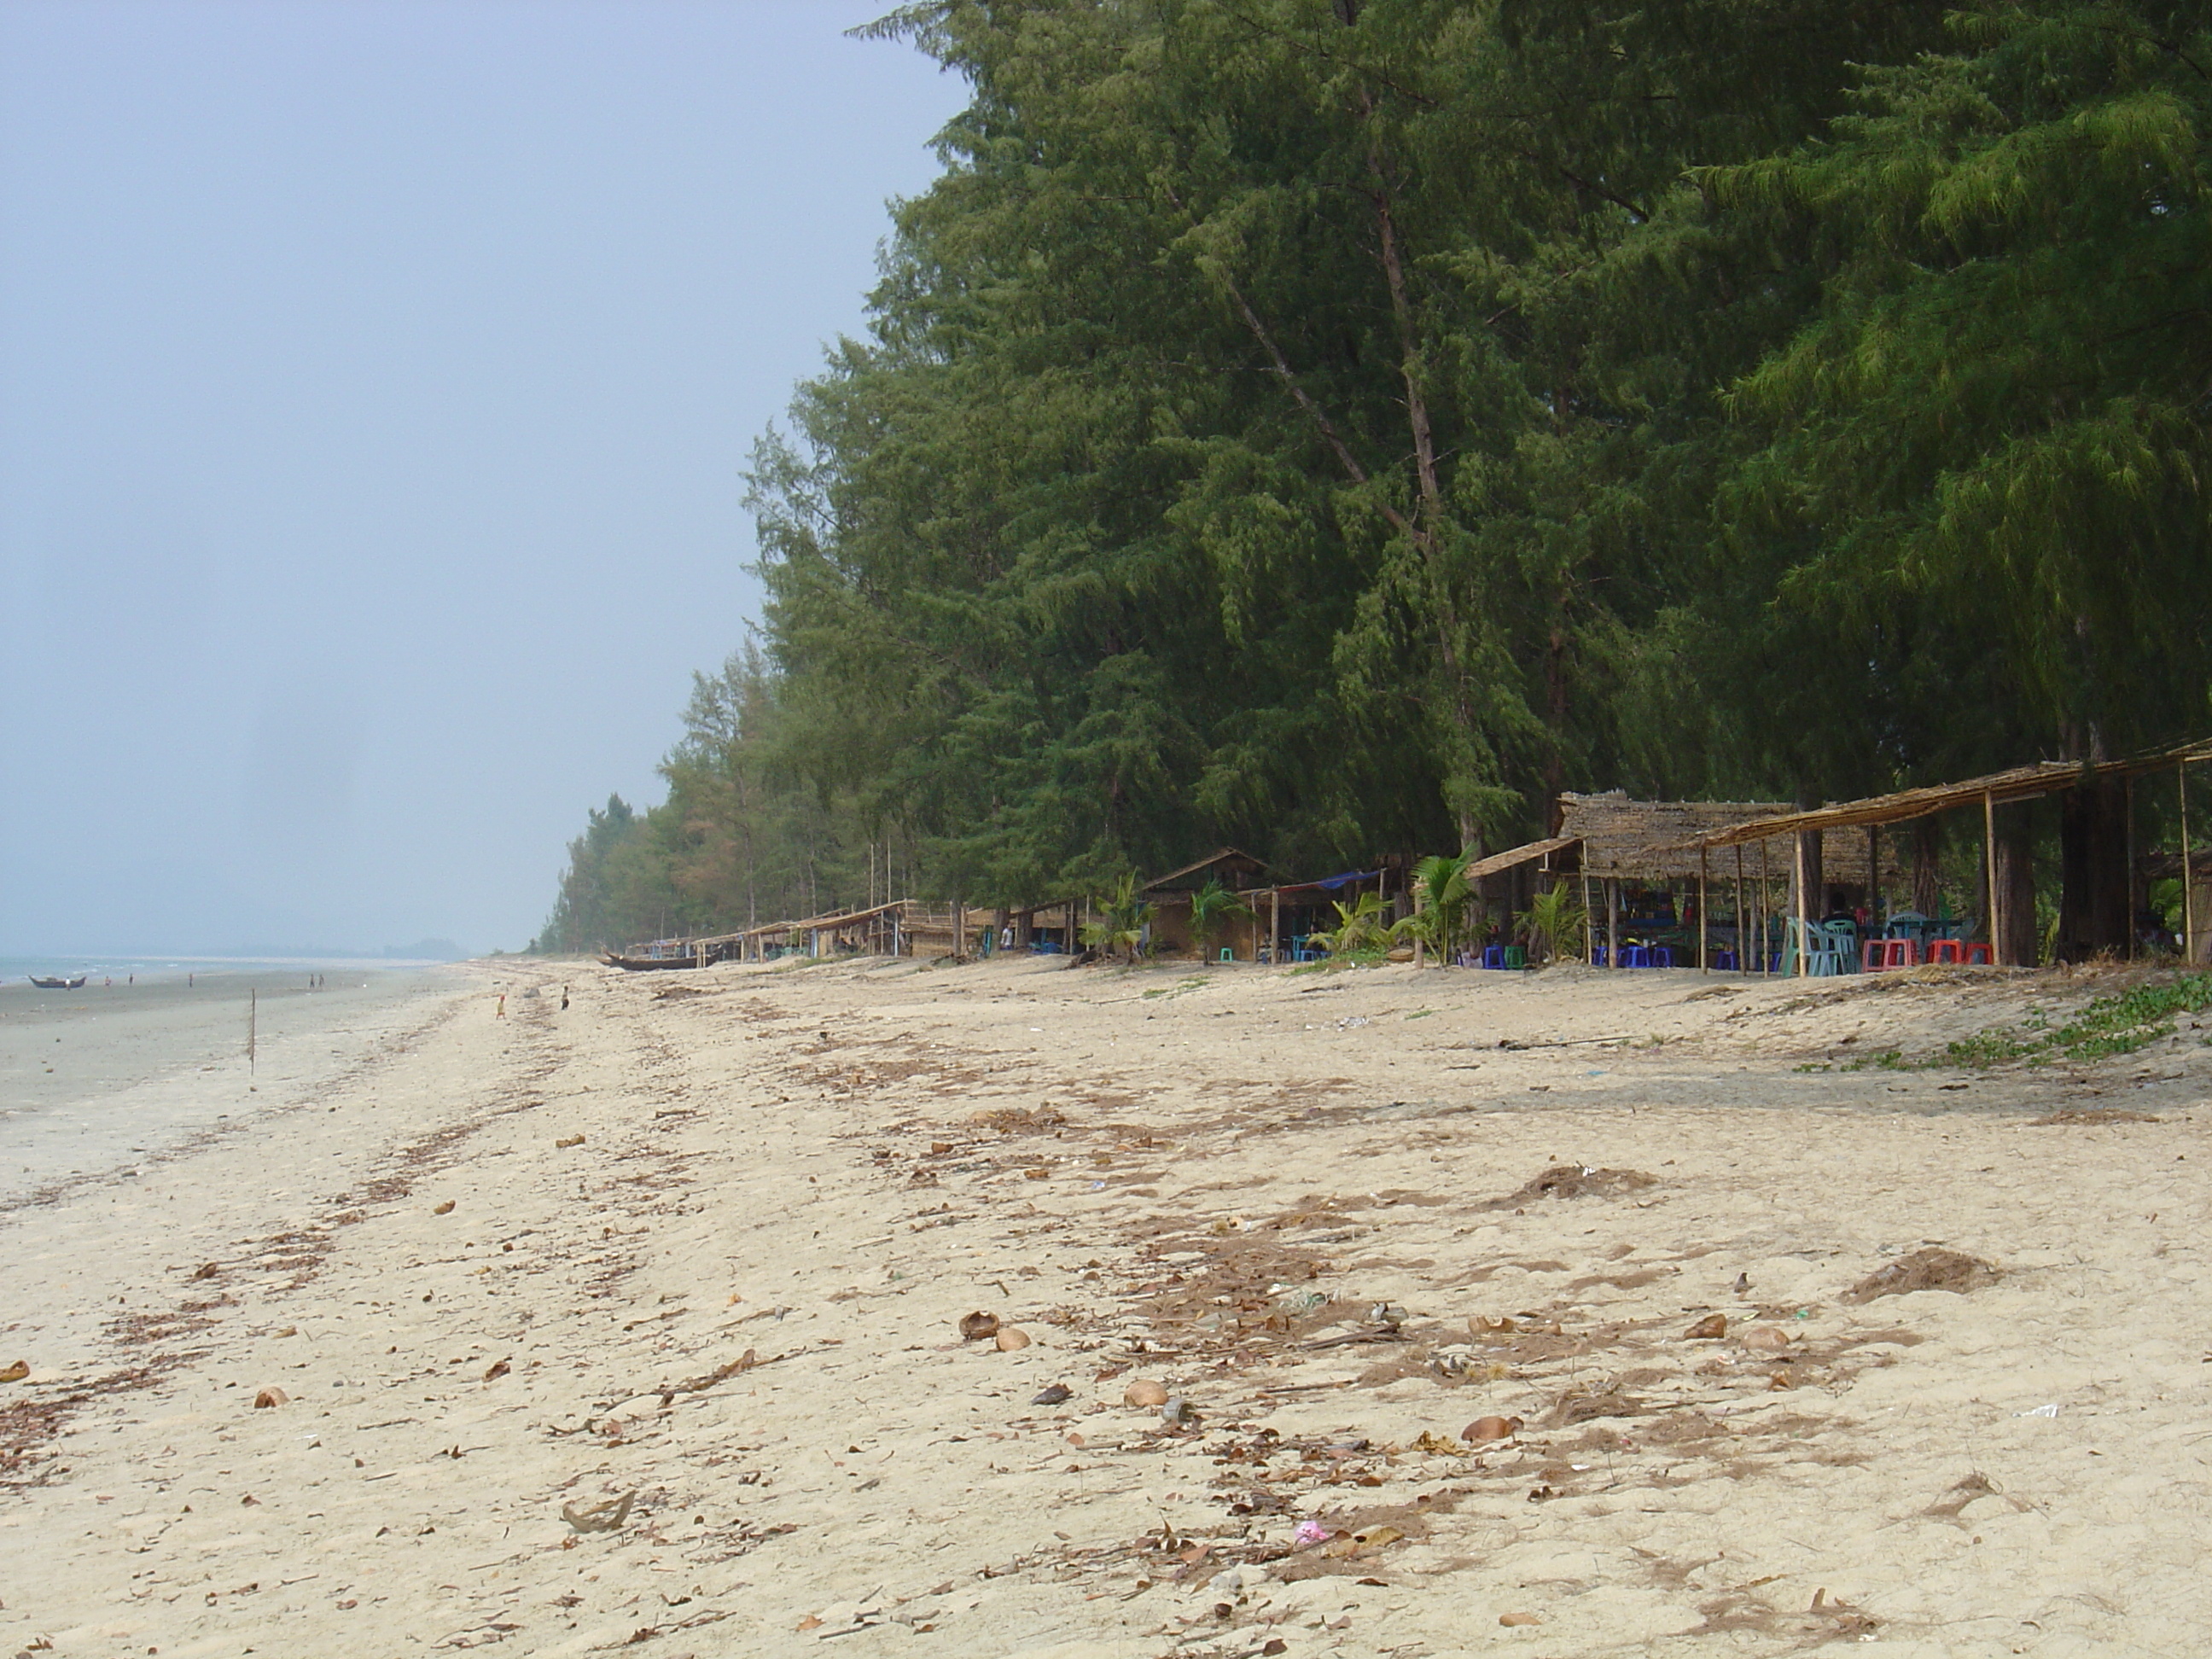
[0,963,469,1209]
[5,954,2207,1655]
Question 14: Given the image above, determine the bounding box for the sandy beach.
[4,952,2209,1657]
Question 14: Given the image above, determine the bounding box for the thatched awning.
[1464,835,1580,881]
[1692,737,2212,850]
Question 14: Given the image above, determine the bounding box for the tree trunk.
[1911,818,1941,916]
[1995,820,2038,966]
[1793,830,1825,918]
[2058,778,2130,962]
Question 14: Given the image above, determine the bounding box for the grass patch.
[1940,973,2212,1069]
[1142,976,1210,1001]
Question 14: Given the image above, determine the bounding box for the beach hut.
[1139,849,1272,958]
[1691,738,2212,975]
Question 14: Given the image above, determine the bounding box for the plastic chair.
[1482,945,1507,969]
[1714,948,1738,971]
[1864,938,1916,971]
[1591,945,1609,967]
[1503,946,1527,969]
[1218,947,1234,963]
[1621,945,1653,969]
[1652,946,1674,969]
[1783,917,1845,976]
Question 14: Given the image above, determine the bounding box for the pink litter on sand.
[1293,1519,1332,1548]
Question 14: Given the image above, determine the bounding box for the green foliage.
[1941,973,2212,1068]
[1080,873,1155,960]
[1515,882,1590,966]
[1187,878,1255,953]
[1393,853,1474,958]
[541,0,2212,940]
[1307,890,1393,956]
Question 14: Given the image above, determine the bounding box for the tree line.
[536,0,2211,954]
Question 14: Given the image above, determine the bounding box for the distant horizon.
[0,940,471,965]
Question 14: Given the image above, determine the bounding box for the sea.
[0,957,463,1208]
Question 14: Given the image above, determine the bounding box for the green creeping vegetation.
[1802,975,2212,1071]
[1941,975,2212,1068]
[1142,976,1211,1001]
[536,3,2212,955]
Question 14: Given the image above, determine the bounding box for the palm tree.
[1515,882,1588,965]
[1187,877,1254,959]
[1393,853,1473,961]
[1307,890,1392,956]
[1080,873,1155,960]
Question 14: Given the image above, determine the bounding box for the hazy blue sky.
[0,0,963,956]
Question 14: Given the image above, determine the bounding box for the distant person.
[560,987,570,1010]
[497,992,506,1019]
[188,972,194,987]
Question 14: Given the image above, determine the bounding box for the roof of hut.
[1142,847,1272,894]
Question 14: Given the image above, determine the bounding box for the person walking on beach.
[560,986,570,1011]
[497,992,506,1019]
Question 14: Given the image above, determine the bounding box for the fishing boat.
[27,975,88,990]
[601,939,712,972]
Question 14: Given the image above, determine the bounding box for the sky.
[0,0,965,958]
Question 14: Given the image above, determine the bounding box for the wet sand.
[3,954,2208,1656]
[0,965,454,1205]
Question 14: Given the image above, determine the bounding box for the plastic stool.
[1864,938,1917,971]
[1621,945,1652,969]
[1714,949,1738,970]
[1482,945,1507,969]
[1503,946,1527,969]
[1219,947,1234,963]
[1653,946,1674,968]
[1965,941,1994,965]
[1926,939,1966,965]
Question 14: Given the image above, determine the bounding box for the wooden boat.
[600,939,730,971]
[28,975,87,989]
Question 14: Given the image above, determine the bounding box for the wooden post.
[1867,824,1881,925]
[1581,873,1594,963]
[1759,838,1771,974]
[1983,791,2000,964]
[2182,762,2196,965]
[1793,831,1808,977]
[1270,888,1282,965]
[1733,843,1747,975]
[954,900,965,963]
[1698,847,1709,973]
[2125,777,2138,961]
[1606,877,1620,969]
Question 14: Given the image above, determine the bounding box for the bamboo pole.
[2182,762,2196,965]
[1581,873,1594,963]
[1758,838,1770,974]
[1983,791,2000,965]
[1734,843,1747,975]
[1793,832,1808,976]
[1698,847,1709,974]
[1271,888,1282,965]
[1868,823,1881,926]
[1607,877,1620,969]
[2126,776,2138,962]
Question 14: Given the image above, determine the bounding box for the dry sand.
[3,952,2209,1657]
